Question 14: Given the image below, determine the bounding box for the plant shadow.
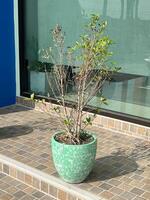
[85,141,150,183]
[0,125,33,139]
[0,105,32,115]
[85,155,138,183]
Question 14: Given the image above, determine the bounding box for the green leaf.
[83,116,92,125]
[100,96,108,105]
[54,106,60,113]
[64,118,72,126]
[30,93,35,100]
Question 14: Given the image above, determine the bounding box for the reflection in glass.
[24,0,150,120]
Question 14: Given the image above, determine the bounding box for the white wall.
[14,0,20,96]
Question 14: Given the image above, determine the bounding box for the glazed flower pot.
[51,131,97,183]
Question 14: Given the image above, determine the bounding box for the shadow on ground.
[31,118,62,132]
[85,155,138,183]
[85,142,150,183]
[0,125,33,139]
[0,105,32,115]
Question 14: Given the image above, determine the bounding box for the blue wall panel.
[0,0,16,107]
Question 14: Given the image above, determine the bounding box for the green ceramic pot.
[51,131,97,183]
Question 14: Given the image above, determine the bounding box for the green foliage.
[30,93,35,100]
[64,118,73,126]
[100,96,108,105]
[70,14,114,72]
[83,116,92,126]
[29,14,120,144]
[28,61,53,72]
[54,106,60,113]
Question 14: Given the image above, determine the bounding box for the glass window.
[23,0,150,120]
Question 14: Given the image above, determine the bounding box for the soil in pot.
[55,131,94,145]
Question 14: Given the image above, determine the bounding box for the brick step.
[0,154,102,200]
[0,172,53,200]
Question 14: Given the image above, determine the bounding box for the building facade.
[0,0,149,127]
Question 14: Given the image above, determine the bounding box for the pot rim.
[51,130,97,147]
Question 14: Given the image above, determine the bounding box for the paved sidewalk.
[0,105,150,200]
[0,172,54,200]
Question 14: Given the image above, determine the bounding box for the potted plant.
[28,61,47,95]
[34,14,119,183]
[28,61,56,96]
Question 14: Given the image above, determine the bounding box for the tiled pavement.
[0,105,150,200]
[0,172,54,200]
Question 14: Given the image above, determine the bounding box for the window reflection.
[24,0,150,119]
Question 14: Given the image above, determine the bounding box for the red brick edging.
[16,96,150,141]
